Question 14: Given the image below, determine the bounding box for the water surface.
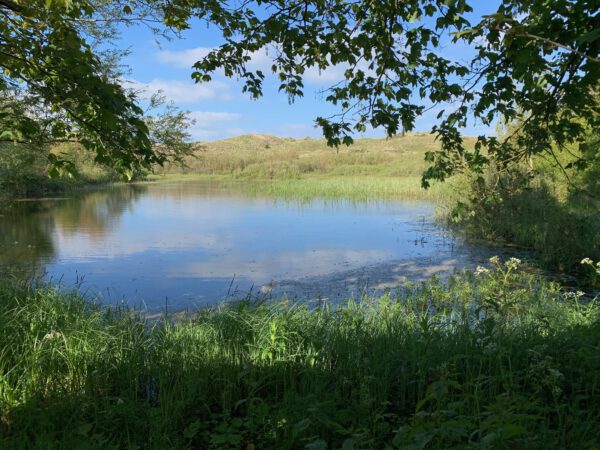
[1,181,503,310]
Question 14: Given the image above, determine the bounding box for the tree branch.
[517,32,599,64]
[0,0,24,13]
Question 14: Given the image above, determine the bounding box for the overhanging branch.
[0,0,24,13]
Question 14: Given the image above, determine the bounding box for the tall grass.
[145,133,472,203]
[449,164,600,285]
[0,142,117,199]
[237,177,450,202]
[146,175,452,202]
[2,259,600,449]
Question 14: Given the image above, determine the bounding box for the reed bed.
[144,175,458,202]
[220,177,451,202]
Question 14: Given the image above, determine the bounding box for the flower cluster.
[581,257,600,276]
[475,266,490,276]
[475,256,522,277]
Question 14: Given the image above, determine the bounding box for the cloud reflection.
[18,181,471,309]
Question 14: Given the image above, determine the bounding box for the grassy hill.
[156,132,476,180]
[1,132,473,201]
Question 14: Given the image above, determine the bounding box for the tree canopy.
[0,0,189,178]
[1,0,598,184]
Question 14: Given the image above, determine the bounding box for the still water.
[1,181,502,311]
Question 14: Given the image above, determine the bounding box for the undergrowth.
[1,258,600,449]
[449,167,600,286]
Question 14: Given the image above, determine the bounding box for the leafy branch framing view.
[1,0,598,186]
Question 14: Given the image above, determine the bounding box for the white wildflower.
[475,266,490,276]
[581,257,593,265]
[506,257,522,270]
[42,330,62,341]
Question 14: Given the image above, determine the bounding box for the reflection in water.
[0,201,55,277]
[1,181,504,311]
[53,184,148,238]
[0,185,147,275]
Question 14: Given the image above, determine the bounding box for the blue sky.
[118,1,501,141]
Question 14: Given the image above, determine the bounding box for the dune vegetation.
[148,133,472,202]
[155,133,469,180]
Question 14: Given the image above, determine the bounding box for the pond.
[1,181,507,311]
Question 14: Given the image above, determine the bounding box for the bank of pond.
[1,259,600,449]
[1,179,599,448]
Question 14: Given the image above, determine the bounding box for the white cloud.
[157,47,213,68]
[244,47,274,71]
[187,111,243,140]
[304,58,376,85]
[304,65,347,84]
[190,111,240,122]
[156,46,274,72]
[125,78,232,103]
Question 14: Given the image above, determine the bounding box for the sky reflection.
[3,181,474,310]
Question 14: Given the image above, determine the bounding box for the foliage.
[1,261,600,448]
[3,1,598,184]
[0,0,191,180]
[445,115,600,285]
[0,141,120,198]
[144,92,195,169]
[0,143,50,196]
[164,0,600,186]
[448,163,600,287]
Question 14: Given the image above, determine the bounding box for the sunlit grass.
[156,133,476,179]
[145,174,457,202]
[222,176,451,201]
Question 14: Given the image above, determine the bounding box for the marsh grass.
[147,133,466,203]
[238,177,450,202]
[2,260,600,449]
[146,175,453,202]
